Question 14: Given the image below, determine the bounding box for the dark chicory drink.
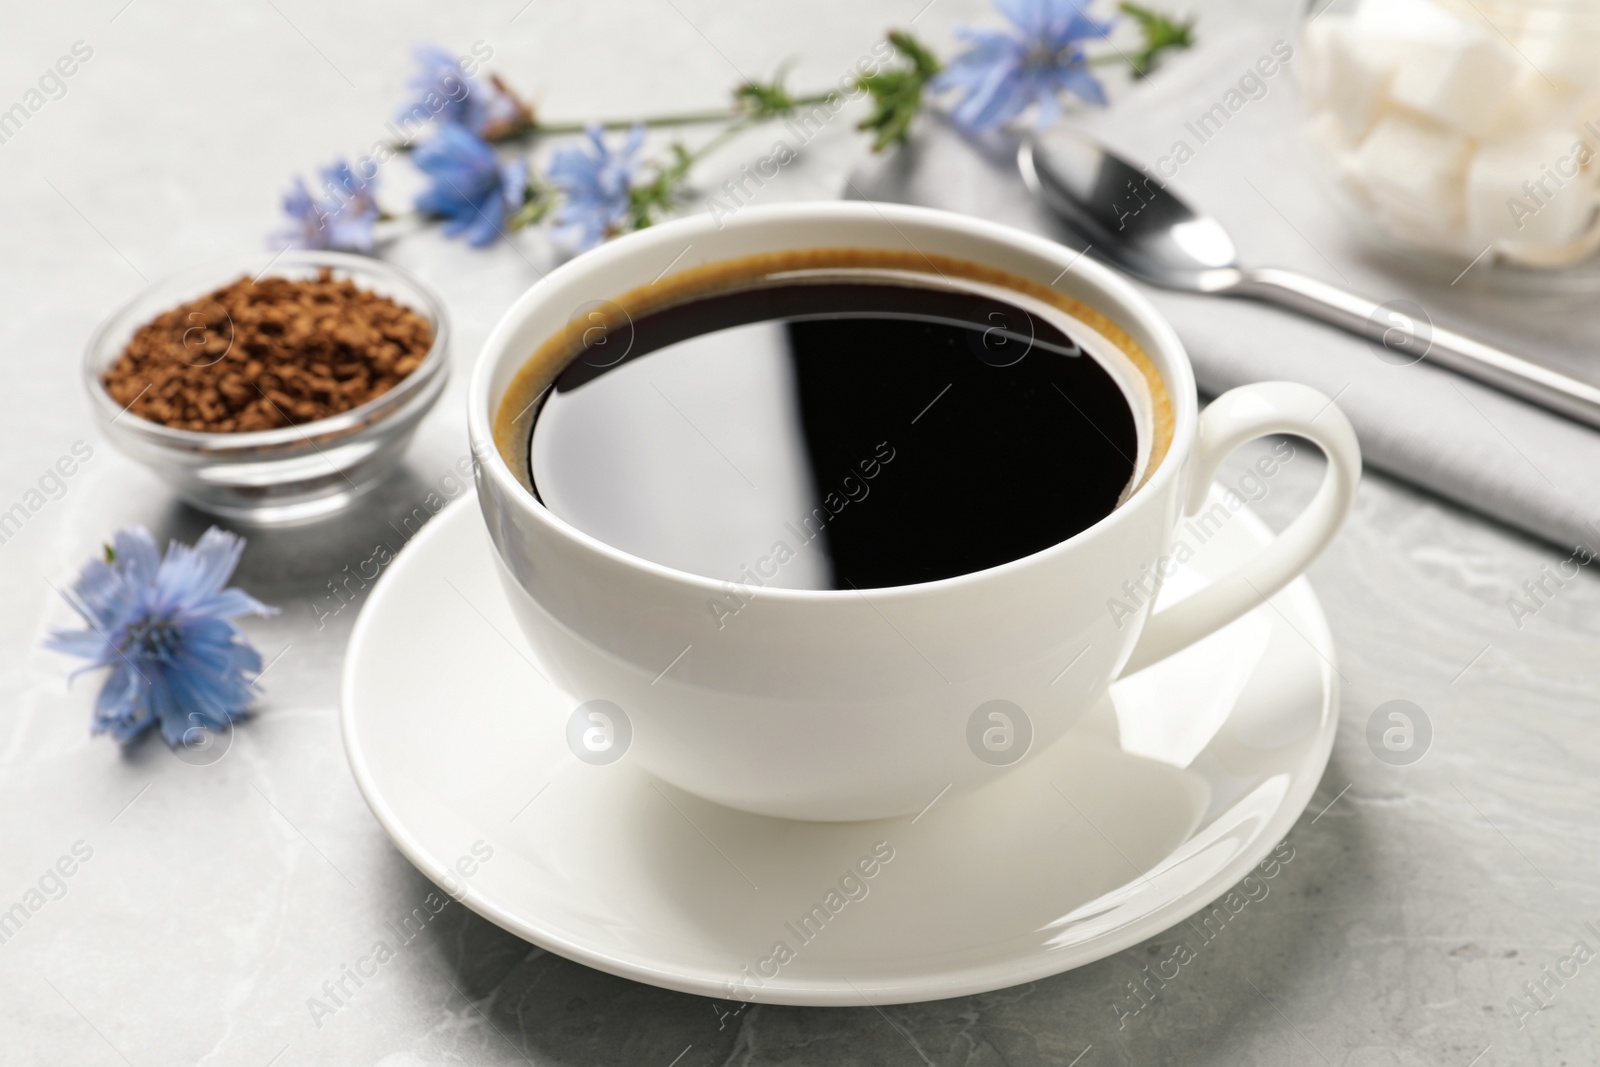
[498,252,1172,591]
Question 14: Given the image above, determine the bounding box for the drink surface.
[529,278,1141,590]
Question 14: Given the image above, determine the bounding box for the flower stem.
[526,109,741,135]
[682,116,759,165]
[498,92,840,142]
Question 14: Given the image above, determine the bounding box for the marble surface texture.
[3,1,1598,1064]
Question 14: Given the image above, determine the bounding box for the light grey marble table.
[4,1,1598,1064]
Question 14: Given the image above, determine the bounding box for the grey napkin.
[847,26,1600,552]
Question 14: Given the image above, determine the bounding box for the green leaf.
[1118,3,1196,80]
[627,141,697,232]
[508,178,555,230]
[855,31,942,152]
[733,66,799,120]
[104,543,116,563]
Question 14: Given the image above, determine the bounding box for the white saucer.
[341,491,1337,1006]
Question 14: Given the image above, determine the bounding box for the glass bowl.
[85,250,450,525]
[1296,0,1600,292]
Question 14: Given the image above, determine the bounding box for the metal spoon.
[1018,131,1600,431]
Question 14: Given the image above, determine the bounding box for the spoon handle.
[1235,267,1600,431]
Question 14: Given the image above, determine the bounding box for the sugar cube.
[1351,113,1473,235]
[1519,7,1600,90]
[1390,34,1522,138]
[1468,130,1597,245]
[1354,0,1471,46]
[1315,17,1399,138]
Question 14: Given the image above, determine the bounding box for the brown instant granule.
[102,269,434,433]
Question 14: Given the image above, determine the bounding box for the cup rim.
[84,248,451,451]
[468,201,1197,602]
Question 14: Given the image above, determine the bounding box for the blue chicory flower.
[398,44,527,139]
[934,0,1114,131]
[46,527,277,747]
[276,160,380,253]
[413,124,529,246]
[547,124,645,251]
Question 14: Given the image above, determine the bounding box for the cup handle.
[1118,381,1361,677]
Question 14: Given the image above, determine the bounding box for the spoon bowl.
[1018,135,1242,293]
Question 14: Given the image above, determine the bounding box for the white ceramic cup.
[468,202,1360,822]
